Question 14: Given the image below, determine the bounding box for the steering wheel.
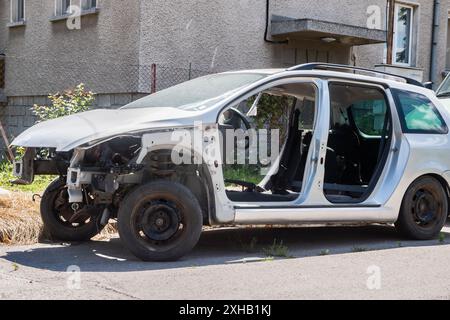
[220,108,252,150]
[227,107,252,131]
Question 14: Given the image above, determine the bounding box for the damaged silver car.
[11,63,450,261]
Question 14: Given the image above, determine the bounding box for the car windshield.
[122,73,268,111]
[437,73,450,97]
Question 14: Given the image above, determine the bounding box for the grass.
[439,233,446,244]
[0,191,118,245]
[263,239,291,258]
[0,192,44,245]
[223,165,263,186]
[0,161,55,193]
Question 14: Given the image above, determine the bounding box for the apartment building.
[0,0,449,151]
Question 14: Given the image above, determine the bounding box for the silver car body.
[11,69,450,226]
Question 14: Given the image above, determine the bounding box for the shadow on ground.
[2,223,450,272]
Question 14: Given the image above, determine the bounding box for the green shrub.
[32,83,95,122]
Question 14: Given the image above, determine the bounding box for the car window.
[392,89,448,134]
[122,73,267,111]
[350,99,387,136]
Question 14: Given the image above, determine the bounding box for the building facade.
[0,0,449,153]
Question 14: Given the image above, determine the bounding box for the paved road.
[1,223,450,300]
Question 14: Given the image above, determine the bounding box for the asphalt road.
[1,223,450,300]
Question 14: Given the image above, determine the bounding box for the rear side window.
[392,89,448,134]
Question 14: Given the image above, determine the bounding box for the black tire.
[117,181,203,261]
[395,176,448,240]
[41,178,104,242]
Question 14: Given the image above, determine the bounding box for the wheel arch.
[139,148,217,226]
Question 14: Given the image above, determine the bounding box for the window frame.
[391,88,449,134]
[81,0,97,11]
[393,3,414,66]
[54,0,72,17]
[349,99,389,139]
[328,81,392,140]
[10,0,25,23]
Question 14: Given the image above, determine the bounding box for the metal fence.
[3,56,213,96]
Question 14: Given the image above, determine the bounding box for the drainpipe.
[386,0,395,65]
[430,0,440,85]
[264,0,288,44]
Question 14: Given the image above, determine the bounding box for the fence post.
[188,62,192,80]
[151,63,157,94]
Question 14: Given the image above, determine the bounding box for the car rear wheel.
[41,178,105,241]
[395,176,448,240]
[117,181,203,261]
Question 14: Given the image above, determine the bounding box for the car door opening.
[220,82,317,202]
[323,83,393,203]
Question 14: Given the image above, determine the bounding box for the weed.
[263,239,291,258]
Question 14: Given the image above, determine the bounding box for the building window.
[393,4,414,65]
[10,0,25,23]
[81,0,97,10]
[55,0,72,16]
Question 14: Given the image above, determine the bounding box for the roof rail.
[288,63,424,87]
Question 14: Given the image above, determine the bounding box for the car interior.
[220,82,392,204]
[321,83,392,203]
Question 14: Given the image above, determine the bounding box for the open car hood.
[11,107,202,151]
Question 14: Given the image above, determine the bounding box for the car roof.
[224,68,434,96]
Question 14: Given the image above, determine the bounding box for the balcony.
[271,16,387,46]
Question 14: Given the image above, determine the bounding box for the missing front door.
[324,83,392,203]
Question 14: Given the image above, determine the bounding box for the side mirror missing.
[247,93,262,117]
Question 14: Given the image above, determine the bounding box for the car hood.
[11,107,204,151]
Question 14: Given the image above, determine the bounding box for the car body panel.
[11,107,205,151]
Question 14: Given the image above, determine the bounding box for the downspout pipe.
[430,0,440,86]
[264,0,288,44]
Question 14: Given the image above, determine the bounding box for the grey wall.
[272,0,388,29]
[0,0,7,53]
[4,0,141,96]
[137,0,369,74]
[138,0,278,72]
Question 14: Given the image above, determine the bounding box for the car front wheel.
[117,181,203,261]
[40,178,105,241]
[395,176,448,240]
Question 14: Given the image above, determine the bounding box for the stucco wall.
[3,0,141,96]
[0,0,7,52]
[138,0,370,74]
[272,0,388,29]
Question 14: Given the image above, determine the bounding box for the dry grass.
[0,192,44,245]
[0,192,118,245]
